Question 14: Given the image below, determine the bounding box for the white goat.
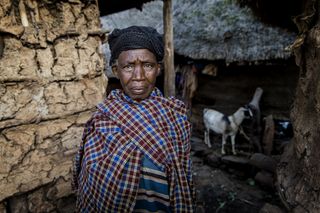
[203,106,252,155]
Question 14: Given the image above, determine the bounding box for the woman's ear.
[156,63,161,76]
[112,66,119,78]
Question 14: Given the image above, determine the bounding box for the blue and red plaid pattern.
[73,88,194,212]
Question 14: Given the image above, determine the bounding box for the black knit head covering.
[108,26,164,66]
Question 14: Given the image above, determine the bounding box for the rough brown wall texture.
[277,0,320,212]
[0,0,107,211]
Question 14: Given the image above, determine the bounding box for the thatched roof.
[101,0,296,68]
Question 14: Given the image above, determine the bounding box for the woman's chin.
[130,92,150,101]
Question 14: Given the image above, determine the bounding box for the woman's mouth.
[131,87,145,94]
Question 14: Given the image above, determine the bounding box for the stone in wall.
[0,75,106,129]
[7,177,76,213]
[0,112,93,201]
[0,202,6,213]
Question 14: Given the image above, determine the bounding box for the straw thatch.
[101,0,296,75]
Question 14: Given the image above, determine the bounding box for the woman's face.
[113,49,161,101]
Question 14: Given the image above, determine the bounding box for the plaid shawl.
[73,88,194,212]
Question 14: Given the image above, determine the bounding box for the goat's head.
[243,105,253,118]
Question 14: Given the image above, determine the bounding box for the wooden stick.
[163,0,175,97]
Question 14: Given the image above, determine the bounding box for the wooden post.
[163,0,175,97]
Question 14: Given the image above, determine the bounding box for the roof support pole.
[163,0,175,97]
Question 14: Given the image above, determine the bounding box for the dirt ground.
[190,134,287,213]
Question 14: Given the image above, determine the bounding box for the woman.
[73,26,194,212]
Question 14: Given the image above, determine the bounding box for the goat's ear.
[244,104,252,111]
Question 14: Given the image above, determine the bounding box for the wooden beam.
[163,0,175,97]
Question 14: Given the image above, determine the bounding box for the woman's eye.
[123,64,134,72]
[143,63,154,70]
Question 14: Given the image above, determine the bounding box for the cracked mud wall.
[0,0,107,211]
[276,0,320,212]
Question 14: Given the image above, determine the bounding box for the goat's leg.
[204,129,208,145]
[221,134,227,155]
[205,128,212,148]
[231,135,237,155]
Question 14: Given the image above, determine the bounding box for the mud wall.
[277,0,320,211]
[0,0,107,211]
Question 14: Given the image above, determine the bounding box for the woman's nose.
[133,65,145,80]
